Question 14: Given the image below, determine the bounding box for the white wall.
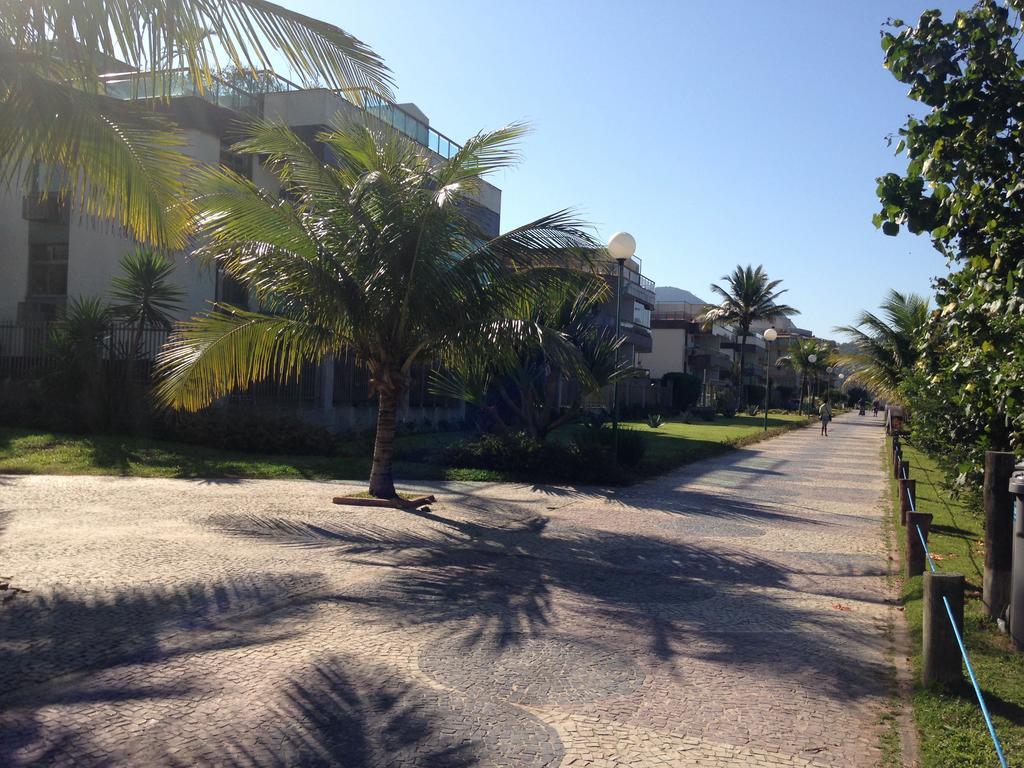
[0,184,29,320]
[638,327,687,378]
[66,129,222,321]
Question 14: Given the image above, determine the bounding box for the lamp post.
[607,231,636,461]
[807,353,818,414]
[826,365,835,405]
[763,327,777,430]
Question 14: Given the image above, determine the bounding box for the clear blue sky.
[292,0,963,337]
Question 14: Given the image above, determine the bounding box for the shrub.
[614,428,647,467]
[155,407,341,456]
[743,384,765,408]
[646,412,664,428]
[716,391,738,418]
[691,406,716,422]
[441,426,647,483]
[571,426,646,469]
[440,431,545,472]
[661,372,702,412]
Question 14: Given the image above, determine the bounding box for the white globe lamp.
[763,328,778,342]
[607,231,636,261]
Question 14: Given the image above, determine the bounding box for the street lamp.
[607,231,636,460]
[806,353,817,414]
[763,327,777,430]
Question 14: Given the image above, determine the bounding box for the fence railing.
[0,321,460,410]
[893,435,1009,768]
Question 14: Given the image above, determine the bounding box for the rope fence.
[896,443,1009,768]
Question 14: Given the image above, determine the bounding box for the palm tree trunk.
[369,389,399,498]
[737,333,748,408]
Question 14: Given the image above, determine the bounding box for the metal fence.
[0,321,458,410]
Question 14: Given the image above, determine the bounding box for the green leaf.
[882,221,900,236]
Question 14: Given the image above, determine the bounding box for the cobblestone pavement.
[0,414,894,767]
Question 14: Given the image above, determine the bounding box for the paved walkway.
[0,414,894,767]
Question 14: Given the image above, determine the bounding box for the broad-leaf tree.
[155,120,600,498]
[0,0,392,249]
[875,1,1024,480]
[697,265,799,407]
[431,282,633,440]
[833,290,929,401]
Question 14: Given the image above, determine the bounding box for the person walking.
[819,399,833,437]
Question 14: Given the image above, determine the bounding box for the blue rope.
[940,592,1009,768]
[909,492,1009,768]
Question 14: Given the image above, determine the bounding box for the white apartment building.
[0,70,501,325]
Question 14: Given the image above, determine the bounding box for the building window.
[633,304,651,328]
[220,146,252,180]
[28,243,68,297]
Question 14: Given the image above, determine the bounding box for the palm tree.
[110,249,184,359]
[698,265,799,407]
[154,119,600,499]
[431,281,633,440]
[0,0,392,249]
[834,289,930,401]
[775,338,832,414]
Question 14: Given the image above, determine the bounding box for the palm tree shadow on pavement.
[177,655,559,768]
[210,505,892,704]
[0,573,321,767]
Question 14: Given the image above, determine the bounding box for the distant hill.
[655,286,708,304]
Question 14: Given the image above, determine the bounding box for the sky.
[291,0,966,337]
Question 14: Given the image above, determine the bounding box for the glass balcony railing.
[356,91,461,159]
[101,69,463,160]
[101,69,259,111]
[633,304,651,328]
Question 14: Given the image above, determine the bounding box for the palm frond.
[0,68,193,247]
[154,308,333,411]
[3,0,394,98]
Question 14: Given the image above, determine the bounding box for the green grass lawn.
[889,437,1024,767]
[0,412,811,484]
[0,428,499,482]
[616,412,812,475]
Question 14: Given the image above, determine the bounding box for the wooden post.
[894,456,908,481]
[922,572,965,689]
[906,511,934,578]
[983,451,1016,622]
[898,478,916,526]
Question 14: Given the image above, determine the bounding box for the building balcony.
[624,279,656,307]
[22,195,68,223]
[101,69,259,112]
[602,262,655,307]
[101,69,466,161]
